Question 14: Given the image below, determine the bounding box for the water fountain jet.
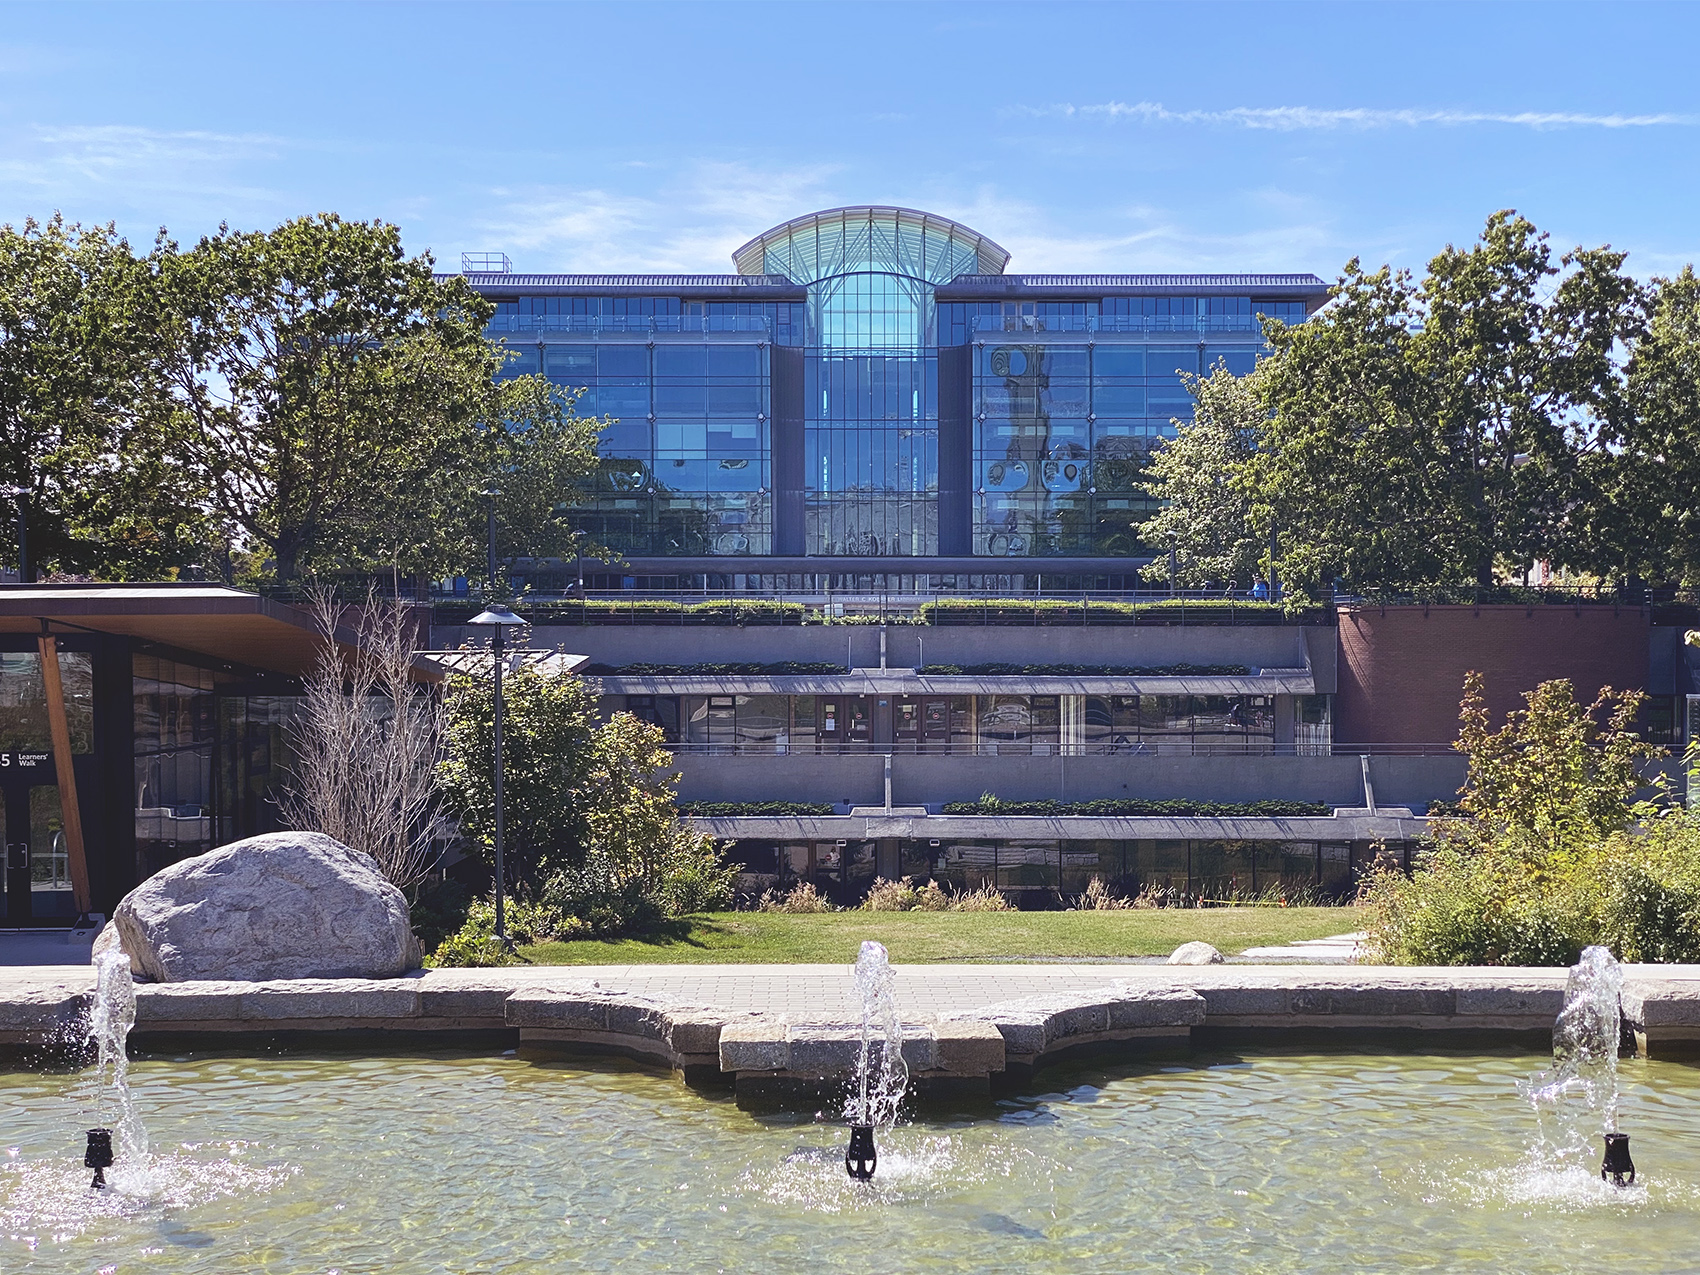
[81,947,147,1190]
[1601,1131,1636,1187]
[845,940,907,1181]
[1519,945,1637,1189]
[84,1129,113,1189]
[845,1123,876,1181]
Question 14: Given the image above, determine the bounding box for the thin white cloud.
[475,161,840,273]
[0,124,296,226]
[1019,101,1694,130]
[930,188,1352,277]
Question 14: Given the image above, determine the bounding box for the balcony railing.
[970,314,1266,336]
[430,591,1331,627]
[661,741,1458,758]
[484,315,773,336]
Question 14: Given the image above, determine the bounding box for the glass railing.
[485,315,773,336]
[970,314,1264,335]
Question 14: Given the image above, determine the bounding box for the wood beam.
[37,634,92,914]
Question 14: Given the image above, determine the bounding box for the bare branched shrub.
[282,588,444,892]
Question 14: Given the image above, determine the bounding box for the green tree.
[1576,267,1700,585]
[437,662,601,889]
[149,213,506,584]
[1247,212,1644,596]
[1362,675,1678,966]
[1138,359,1268,589]
[0,215,203,578]
[479,377,609,584]
[544,713,735,928]
[1452,671,1660,853]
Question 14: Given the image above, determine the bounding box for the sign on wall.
[0,752,52,773]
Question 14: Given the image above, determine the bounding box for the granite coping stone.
[718,1019,988,1076]
[1623,980,1700,1028]
[943,986,1206,1058]
[135,980,422,1022]
[0,985,92,1034]
[7,963,1700,1049]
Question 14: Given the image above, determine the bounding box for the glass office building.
[463,206,1328,581]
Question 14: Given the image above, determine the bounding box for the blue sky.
[2,0,1697,281]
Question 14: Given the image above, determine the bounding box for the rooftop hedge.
[939,797,1332,817]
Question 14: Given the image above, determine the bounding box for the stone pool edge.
[5,964,1699,1095]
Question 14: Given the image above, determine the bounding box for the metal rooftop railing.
[970,314,1272,336]
[949,273,1331,291]
[449,273,800,290]
[460,251,513,274]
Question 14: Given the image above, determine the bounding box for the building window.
[135,656,215,879]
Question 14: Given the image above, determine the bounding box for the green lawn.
[520,907,1358,965]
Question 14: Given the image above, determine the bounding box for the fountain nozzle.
[1601,1132,1636,1187]
[84,1128,114,1189]
[846,1123,877,1181]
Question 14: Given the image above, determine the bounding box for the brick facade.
[1334,604,1652,746]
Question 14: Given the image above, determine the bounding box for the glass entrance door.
[1,781,76,923]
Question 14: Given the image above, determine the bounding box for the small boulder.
[1167,941,1224,966]
[113,832,422,983]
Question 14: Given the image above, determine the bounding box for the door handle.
[6,843,26,871]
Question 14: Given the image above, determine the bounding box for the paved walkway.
[0,929,95,966]
[1239,932,1366,962]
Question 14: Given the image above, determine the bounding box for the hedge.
[678,801,837,817]
[939,797,1332,817]
[918,662,1250,677]
[915,598,1289,626]
[589,661,846,676]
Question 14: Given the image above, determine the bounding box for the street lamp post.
[466,602,526,949]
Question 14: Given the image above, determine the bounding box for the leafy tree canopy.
[0,215,203,578]
[1138,359,1268,589]
[1242,211,1648,596]
[150,213,510,583]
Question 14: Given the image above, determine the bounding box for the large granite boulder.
[110,832,422,982]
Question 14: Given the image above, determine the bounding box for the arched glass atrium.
[468,206,1326,577]
[731,207,1010,557]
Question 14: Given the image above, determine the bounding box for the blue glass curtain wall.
[971,337,1265,557]
[475,258,1307,561]
[496,335,773,556]
[802,351,939,556]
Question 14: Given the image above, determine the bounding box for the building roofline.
[938,273,1333,300]
[440,272,806,299]
[731,206,1012,277]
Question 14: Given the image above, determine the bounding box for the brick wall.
[1335,605,1652,746]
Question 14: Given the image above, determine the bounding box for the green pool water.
[2,1046,1697,1274]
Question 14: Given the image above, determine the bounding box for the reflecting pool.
[3,1047,1699,1273]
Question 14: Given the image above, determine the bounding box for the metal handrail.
[655,741,1457,758]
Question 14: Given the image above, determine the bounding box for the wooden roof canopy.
[0,583,447,681]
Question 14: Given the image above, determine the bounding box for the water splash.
[1516,946,1629,1179]
[87,948,148,1166]
[850,940,908,1130]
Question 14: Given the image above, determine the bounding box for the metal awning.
[683,812,1425,841]
[594,668,1315,696]
[0,584,449,680]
